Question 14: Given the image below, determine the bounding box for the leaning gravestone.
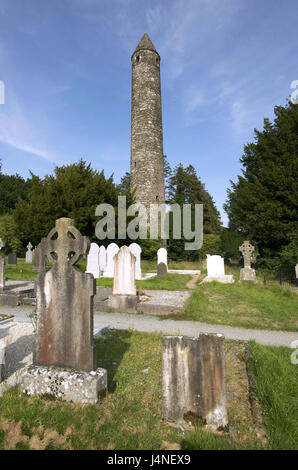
[7,253,17,266]
[129,243,142,280]
[157,247,167,277]
[103,243,119,277]
[32,239,46,272]
[239,241,257,284]
[25,242,33,263]
[162,334,228,430]
[86,242,100,279]
[202,255,234,284]
[20,218,107,403]
[109,246,138,313]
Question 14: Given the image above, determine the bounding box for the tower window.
[136,55,140,63]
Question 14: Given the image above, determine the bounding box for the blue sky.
[0,0,297,226]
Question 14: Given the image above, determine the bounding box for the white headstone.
[86,242,100,279]
[25,242,33,263]
[295,264,298,279]
[0,239,4,251]
[129,243,142,279]
[112,246,136,296]
[157,248,167,267]
[99,245,106,273]
[104,243,119,277]
[206,255,225,277]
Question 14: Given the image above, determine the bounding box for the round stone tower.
[130,33,165,215]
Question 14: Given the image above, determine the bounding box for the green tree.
[0,213,23,254]
[13,160,120,247]
[0,159,31,215]
[224,101,298,270]
[167,164,222,234]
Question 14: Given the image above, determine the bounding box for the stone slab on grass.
[21,365,107,404]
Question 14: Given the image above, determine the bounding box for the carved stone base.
[108,294,138,313]
[20,365,107,404]
[240,267,257,284]
[202,275,235,284]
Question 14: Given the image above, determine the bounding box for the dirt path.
[186,273,201,289]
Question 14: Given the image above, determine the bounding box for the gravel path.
[0,305,296,348]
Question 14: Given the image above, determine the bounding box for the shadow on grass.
[95,330,132,393]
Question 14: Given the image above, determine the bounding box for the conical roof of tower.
[133,33,159,55]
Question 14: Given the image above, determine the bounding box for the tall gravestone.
[21,218,107,404]
[239,241,257,284]
[109,246,138,313]
[203,255,234,284]
[157,247,167,278]
[0,239,5,291]
[7,253,17,266]
[25,242,33,263]
[32,239,46,272]
[86,242,100,279]
[104,243,119,277]
[162,334,228,430]
[129,242,142,279]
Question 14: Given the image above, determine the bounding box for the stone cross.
[239,241,255,268]
[25,242,33,263]
[34,217,96,372]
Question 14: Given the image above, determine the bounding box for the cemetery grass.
[0,332,289,450]
[97,273,192,290]
[168,282,298,332]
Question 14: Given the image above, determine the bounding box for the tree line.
[0,100,297,272]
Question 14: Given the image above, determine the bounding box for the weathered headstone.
[129,243,142,279]
[7,253,17,266]
[157,247,167,277]
[21,218,107,403]
[109,246,138,312]
[239,241,257,284]
[32,239,46,272]
[295,264,298,279]
[99,245,106,273]
[25,242,33,263]
[157,262,167,278]
[86,242,100,279]
[103,243,119,277]
[162,334,228,430]
[202,255,234,284]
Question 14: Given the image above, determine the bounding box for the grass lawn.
[248,341,298,450]
[170,282,298,332]
[0,331,296,450]
[96,273,191,290]
[4,259,39,281]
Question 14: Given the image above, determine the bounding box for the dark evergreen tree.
[224,101,298,271]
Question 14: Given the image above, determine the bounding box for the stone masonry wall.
[130,45,165,215]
